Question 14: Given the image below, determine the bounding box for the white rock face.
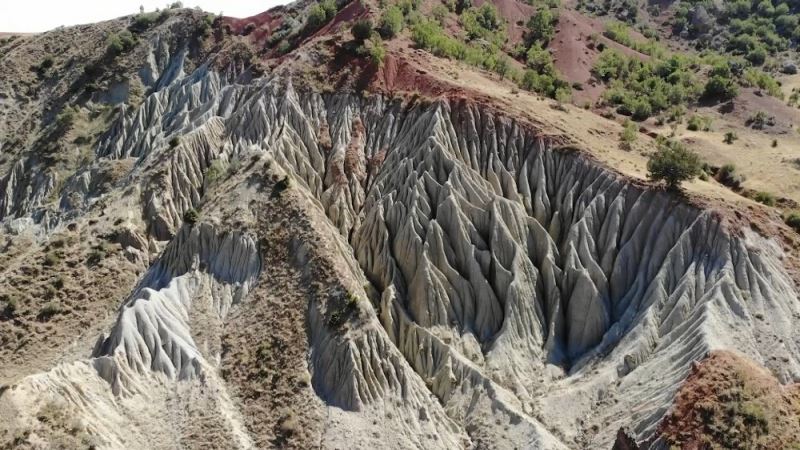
[3,47,799,448]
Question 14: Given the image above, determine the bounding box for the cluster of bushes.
[461,4,506,46]
[107,30,137,56]
[306,0,338,32]
[411,19,512,76]
[672,0,800,65]
[603,21,665,56]
[594,50,703,120]
[593,39,787,120]
[350,19,387,66]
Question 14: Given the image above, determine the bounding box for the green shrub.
[2,295,17,318]
[620,120,637,147]
[379,6,404,38]
[168,137,180,148]
[352,19,374,42]
[432,5,449,24]
[56,107,76,130]
[746,111,772,129]
[37,302,62,321]
[785,211,800,232]
[687,115,712,131]
[461,4,506,46]
[306,4,329,31]
[272,176,291,198]
[107,30,137,55]
[723,131,738,144]
[753,191,776,206]
[704,75,739,100]
[526,8,556,45]
[130,11,161,32]
[368,36,386,66]
[183,208,199,224]
[718,163,745,188]
[526,43,554,73]
[647,140,702,189]
[43,252,62,267]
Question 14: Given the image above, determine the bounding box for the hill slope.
[0,1,799,449]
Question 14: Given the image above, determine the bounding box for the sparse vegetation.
[168,136,180,148]
[647,139,702,189]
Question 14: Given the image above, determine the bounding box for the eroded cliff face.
[1,24,799,450]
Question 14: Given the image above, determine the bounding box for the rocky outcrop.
[93,223,260,388]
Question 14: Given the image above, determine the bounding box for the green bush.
[718,163,745,188]
[461,4,505,46]
[723,131,738,144]
[526,44,554,73]
[753,191,776,206]
[183,208,199,224]
[38,302,62,321]
[620,119,637,147]
[352,19,374,42]
[130,11,161,32]
[379,6,404,38]
[526,8,556,45]
[56,107,76,130]
[107,30,137,55]
[687,115,712,131]
[786,211,800,232]
[272,175,291,198]
[704,76,739,100]
[368,37,386,66]
[306,4,329,31]
[647,140,702,189]
[1,295,17,318]
[169,137,180,148]
[432,5,449,24]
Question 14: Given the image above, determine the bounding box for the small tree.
[723,131,738,144]
[647,140,702,189]
[352,19,373,42]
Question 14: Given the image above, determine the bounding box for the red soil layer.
[657,351,800,449]
[223,8,285,42]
